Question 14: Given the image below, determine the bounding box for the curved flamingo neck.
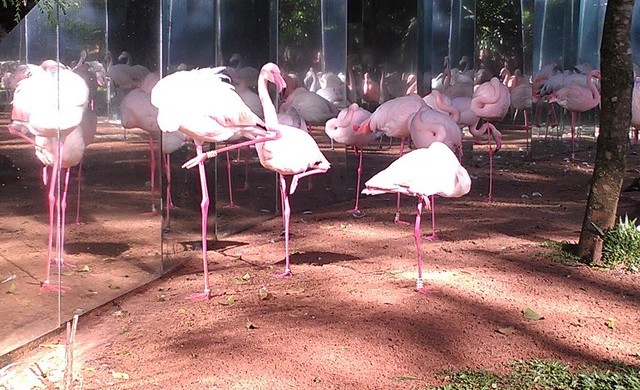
[258,71,278,125]
[335,104,359,128]
[434,91,460,123]
[587,70,601,102]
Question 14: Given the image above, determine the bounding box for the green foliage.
[539,240,581,265]
[431,359,640,390]
[597,215,640,271]
[1,0,78,25]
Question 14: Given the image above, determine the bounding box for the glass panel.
[2,0,165,358]
[0,7,63,357]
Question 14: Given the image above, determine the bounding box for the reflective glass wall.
[0,0,163,356]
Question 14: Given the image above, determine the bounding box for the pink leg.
[163,153,174,230]
[289,167,329,195]
[41,151,69,293]
[58,168,74,268]
[486,127,495,203]
[422,195,438,241]
[524,109,530,156]
[570,111,576,161]
[188,145,213,300]
[348,147,365,217]
[414,197,430,294]
[394,138,409,225]
[147,136,157,213]
[75,161,83,224]
[224,151,236,208]
[275,174,292,278]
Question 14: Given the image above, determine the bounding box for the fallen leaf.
[605,318,616,329]
[285,288,305,295]
[112,310,129,318]
[177,308,186,314]
[219,294,236,306]
[497,327,516,335]
[258,287,272,300]
[245,319,257,330]
[77,265,91,273]
[108,284,120,290]
[6,282,16,294]
[522,307,544,321]
[112,371,130,380]
[241,273,251,281]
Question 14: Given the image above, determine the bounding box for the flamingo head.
[261,62,287,93]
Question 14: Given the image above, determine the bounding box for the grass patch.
[430,359,640,390]
[538,240,581,265]
[593,215,640,272]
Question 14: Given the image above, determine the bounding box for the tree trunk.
[577,0,633,262]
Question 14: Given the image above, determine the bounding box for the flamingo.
[150,67,277,300]
[184,63,330,278]
[120,72,189,219]
[470,77,510,202]
[510,80,533,153]
[9,63,91,292]
[362,142,471,293]
[279,86,338,124]
[356,93,426,223]
[408,105,462,241]
[548,69,601,161]
[325,103,375,216]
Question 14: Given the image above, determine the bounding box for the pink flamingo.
[510,81,533,153]
[151,67,278,300]
[409,105,463,241]
[470,77,510,202]
[356,93,426,223]
[120,72,188,224]
[325,103,375,216]
[362,142,471,293]
[279,86,338,124]
[184,63,330,278]
[548,69,601,161]
[9,63,91,292]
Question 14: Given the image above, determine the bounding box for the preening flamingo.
[362,142,471,293]
[9,63,91,292]
[151,67,277,300]
[470,77,510,202]
[548,69,601,161]
[356,93,426,223]
[184,63,331,278]
[325,103,375,216]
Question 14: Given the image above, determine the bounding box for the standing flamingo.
[548,69,601,161]
[184,63,331,278]
[631,78,640,144]
[151,67,277,300]
[120,72,189,221]
[9,63,91,292]
[408,105,463,241]
[325,103,375,216]
[470,77,510,202]
[510,80,533,154]
[356,93,426,223]
[362,142,471,293]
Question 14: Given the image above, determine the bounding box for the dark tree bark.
[577,0,634,262]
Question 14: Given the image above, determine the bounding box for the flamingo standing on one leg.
[548,69,601,161]
[9,63,91,292]
[151,67,278,300]
[362,142,471,293]
[409,105,463,240]
[470,77,510,202]
[356,93,426,223]
[184,63,331,278]
[325,103,375,216]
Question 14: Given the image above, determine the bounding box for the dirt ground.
[2,120,640,389]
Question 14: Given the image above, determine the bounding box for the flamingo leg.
[58,167,74,268]
[276,174,292,278]
[570,111,576,161]
[394,138,409,225]
[148,136,157,213]
[41,147,69,293]
[289,168,329,195]
[422,195,438,241]
[487,127,495,203]
[163,153,174,231]
[188,145,212,300]
[348,147,365,217]
[75,161,83,224]
[415,196,430,294]
[524,109,531,156]
[224,151,236,208]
